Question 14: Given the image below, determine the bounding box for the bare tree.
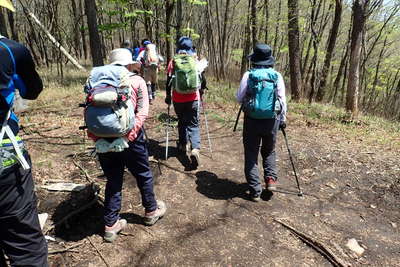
[316,0,343,102]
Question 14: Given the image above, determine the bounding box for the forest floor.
[18,70,399,267]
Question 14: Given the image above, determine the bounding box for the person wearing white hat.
[86,48,166,243]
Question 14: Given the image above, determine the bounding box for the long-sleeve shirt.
[236,70,287,121]
[0,36,43,135]
[126,75,149,141]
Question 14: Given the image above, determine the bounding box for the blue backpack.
[84,65,136,138]
[243,68,279,119]
[0,40,30,171]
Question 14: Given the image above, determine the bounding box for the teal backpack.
[243,68,280,119]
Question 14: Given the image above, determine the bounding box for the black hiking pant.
[0,153,48,267]
[243,116,279,197]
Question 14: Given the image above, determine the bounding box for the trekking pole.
[281,127,303,197]
[165,104,170,160]
[200,98,213,158]
[233,103,243,132]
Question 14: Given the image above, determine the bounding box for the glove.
[279,120,286,130]
[165,94,171,105]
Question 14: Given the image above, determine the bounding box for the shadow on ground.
[195,170,249,200]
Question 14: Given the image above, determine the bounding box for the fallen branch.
[274,219,350,267]
[48,241,85,254]
[87,236,111,267]
[44,196,98,234]
[72,156,94,183]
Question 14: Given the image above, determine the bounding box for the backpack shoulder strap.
[0,40,16,74]
[0,41,30,170]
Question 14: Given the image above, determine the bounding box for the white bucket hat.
[109,48,137,66]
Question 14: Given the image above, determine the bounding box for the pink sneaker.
[266,177,277,191]
[144,200,166,226]
[104,219,127,242]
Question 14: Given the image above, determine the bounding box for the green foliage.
[231,49,243,64]
[98,22,128,32]
[186,0,207,5]
[182,28,200,39]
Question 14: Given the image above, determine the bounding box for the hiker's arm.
[15,45,43,100]
[136,50,144,62]
[127,78,149,141]
[236,71,249,103]
[276,72,287,121]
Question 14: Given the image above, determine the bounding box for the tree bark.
[316,0,342,102]
[84,0,103,66]
[176,0,183,41]
[165,0,174,64]
[346,0,368,117]
[287,0,302,100]
[264,0,269,44]
[0,9,8,38]
[251,0,258,46]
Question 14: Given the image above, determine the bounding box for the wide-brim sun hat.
[109,48,136,66]
[248,43,275,66]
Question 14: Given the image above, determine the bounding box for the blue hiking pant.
[0,153,48,267]
[173,100,201,150]
[243,116,279,196]
[97,129,158,227]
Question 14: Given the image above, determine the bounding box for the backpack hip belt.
[0,136,26,171]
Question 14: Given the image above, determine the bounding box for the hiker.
[236,43,287,201]
[165,36,208,168]
[84,48,166,242]
[121,40,135,60]
[0,2,48,266]
[136,40,161,103]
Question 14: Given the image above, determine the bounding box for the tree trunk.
[165,0,174,64]
[316,0,342,102]
[176,0,183,41]
[0,9,8,38]
[241,0,252,75]
[346,0,368,117]
[84,0,103,66]
[7,10,17,41]
[287,0,302,100]
[251,0,258,46]
[264,0,269,44]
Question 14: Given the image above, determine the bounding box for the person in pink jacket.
[87,49,166,242]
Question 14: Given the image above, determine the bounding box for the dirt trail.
[24,93,399,267]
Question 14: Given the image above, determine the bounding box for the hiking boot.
[104,219,127,243]
[266,177,277,191]
[250,194,261,202]
[143,200,167,226]
[190,148,200,167]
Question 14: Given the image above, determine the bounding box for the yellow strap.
[0,0,15,12]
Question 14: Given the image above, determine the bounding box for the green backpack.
[173,54,199,94]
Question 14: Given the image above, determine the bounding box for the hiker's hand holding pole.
[279,120,286,131]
